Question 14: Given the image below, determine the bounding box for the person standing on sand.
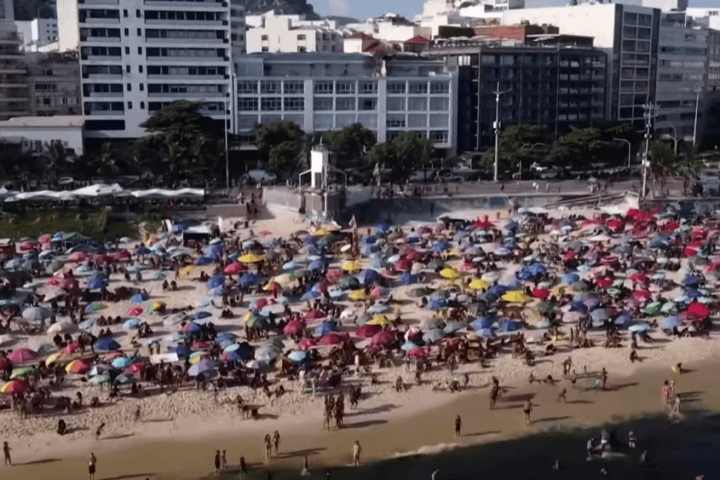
[264,434,272,462]
[669,395,682,418]
[352,440,362,466]
[3,441,10,466]
[455,415,462,437]
[662,381,671,405]
[214,450,221,476]
[240,456,247,475]
[523,400,533,426]
[221,450,227,471]
[601,368,608,390]
[273,431,280,457]
[490,384,499,409]
[558,387,567,403]
[88,453,97,480]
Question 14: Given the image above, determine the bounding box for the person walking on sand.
[601,368,608,390]
[95,423,105,440]
[455,414,462,437]
[523,400,533,426]
[214,450,221,476]
[134,405,142,422]
[264,434,272,461]
[352,441,362,466]
[558,387,567,403]
[3,441,10,466]
[88,453,97,480]
[221,450,227,472]
[669,395,682,418]
[662,381,671,405]
[273,431,280,457]
[490,384,500,409]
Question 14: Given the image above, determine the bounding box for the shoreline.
[4,356,718,480]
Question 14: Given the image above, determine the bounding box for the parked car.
[241,170,277,185]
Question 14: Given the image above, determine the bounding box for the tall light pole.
[492,81,510,183]
[224,91,230,191]
[693,91,700,147]
[519,142,545,179]
[613,138,632,169]
[642,103,656,199]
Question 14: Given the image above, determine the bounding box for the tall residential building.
[654,12,707,142]
[500,4,661,128]
[425,39,607,152]
[0,22,31,120]
[230,0,247,53]
[234,53,458,154]
[15,18,59,52]
[245,14,342,53]
[26,51,81,117]
[57,0,233,139]
[0,0,14,21]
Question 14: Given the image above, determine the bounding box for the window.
[139,66,143,73]
[127,102,133,109]
[284,80,304,94]
[140,84,144,91]
[359,81,377,94]
[336,81,354,94]
[137,28,142,36]
[127,83,132,91]
[429,131,449,143]
[336,97,355,111]
[387,115,406,128]
[297,46,306,52]
[430,81,449,94]
[260,80,281,94]
[387,81,405,94]
[124,28,129,36]
[239,98,258,111]
[262,47,269,52]
[359,98,377,111]
[140,102,145,109]
[138,47,143,54]
[125,47,130,54]
[408,81,428,94]
[126,65,131,73]
[261,98,282,111]
[387,97,405,111]
[238,81,257,94]
[314,97,333,111]
[315,81,333,94]
[261,35,268,41]
[408,97,427,111]
[297,34,306,40]
[430,97,449,111]
[284,97,304,111]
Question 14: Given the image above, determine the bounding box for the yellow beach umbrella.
[271,273,293,286]
[468,278,490,290]
[45,351,65,366]
[180,265,195,277]
[550,286,566,297]
[367,315,392,326]
[238,253,265,264]
[243,311,255,322]
[349,290,369,301]
[502,291,532,303]
[343,261,361,272]
[440,267,460,279]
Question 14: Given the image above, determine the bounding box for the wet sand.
[3,357,718,480]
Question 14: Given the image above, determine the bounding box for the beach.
[1,203,719,480]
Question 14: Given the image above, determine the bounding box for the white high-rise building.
[0,0,14,21]
[15,18,59,52]
[57,0,234,139]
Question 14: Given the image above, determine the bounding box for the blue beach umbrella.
[94,337,120,351]
[131,292,149,304]
[661,316,681,329]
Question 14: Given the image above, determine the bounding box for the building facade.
[15,18,58,52]
[501,4,661,128]
[234,53,457,154]
[0,0,13,21]
[26,51,82,117]
[425,42,607,152]
[57,0,233,139]
[0,22,31,120]
[246,15,342,54]
[0,115,85,156]
[654,13,708,142]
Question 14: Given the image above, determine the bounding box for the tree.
[648,140,676,196]
[480,124,550,170]
[134,101,224,182]
[367,132,437,180]
[253,121,310,178]
[322,124,376,166]
[41,140,72,181]
[550,127,606,168]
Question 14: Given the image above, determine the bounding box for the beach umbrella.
[288,350,309,363]
[188,358,216,377]
[423,328,445,344]
[662,316,682,329]
[207,276,225,289]
[8,348,38,364]
[356,324,382,338]
[94,337,121,352]
[85,302,106,314]
[318,332,348,346]
[358,269,379,284]
[338,276,360,290]
[433,241,450,253]
[687,302,711,319]
[315,321,337,336]
[301,290,321,302]
[128,306,144,317]
[370,329,397,347]
[240,273,261,287]
[88,276,108,290]
[367,315,393,326]
[498,320,522,332]
[123,318,143,330]
[238,253,265,264]
[10,366,36,379]
[399,272,417,285]
[88,365,110,377]
[502,291,532,303]
[439,268,460,280]
[628,323,652,333]
[256,345,282,362]
[22,307,51,322]
[590,308,609,323]
[614,314,631,326]
[468,278,490,290]
[1,380,28,394]
[223,263,244,275]
[283,320,306,336]
[65,359,89,374]
[113,374,135,385]
[427,259,445,271]
[562,273,580,284]
[304,309,326,321]
[45,352,65,366]
[89,374,110,385]
[112,357,132,369]
[343,261,361,272]
[471,317,494,330]
[131,292,149,304]
[633,290,651,302]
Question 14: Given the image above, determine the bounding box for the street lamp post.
[642,103,656,199]
[224,91,230,192]
[661,121,679,156]
[613,138,632,169]
[519,142,545,179]
[492,81,510,183]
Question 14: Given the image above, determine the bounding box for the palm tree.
[41,140,71,182]
[94,142,121,178]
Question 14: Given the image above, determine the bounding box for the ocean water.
[217,413,720,480]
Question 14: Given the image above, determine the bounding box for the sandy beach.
[1,203,720,480]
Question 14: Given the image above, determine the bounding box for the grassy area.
[0,209,144,241]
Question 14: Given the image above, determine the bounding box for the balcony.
[82,55,122,62]
[147,55,227,62]
[147,91,224,98]
[81,36,121,43]
[84,91,123,98]
[145,36,225,44]
[81,17,121,24]
[144,0,227,7]
[85,109,124,116]
[81,0,120,5]
[84,73,123,80]
[147,74,224,81]
[145,19,224,26]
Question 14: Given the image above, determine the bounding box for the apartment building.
[230,0,246,53]
[500,4,661,128]
[246,14,342,53]
[234,53,457,154]
[26,51,81,117]
[57,0,233,139]
[0,0,14,21]
[15,18,58,52]
[425,39,607,152]
[655,12,707,142]
[0,22,31,120]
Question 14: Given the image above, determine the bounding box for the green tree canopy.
[253,121,310,178]
[549,127,606,168]
[480,124,550,170]
[367,132,437,180]
[134,101,223,181]
[322,124,376,165]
